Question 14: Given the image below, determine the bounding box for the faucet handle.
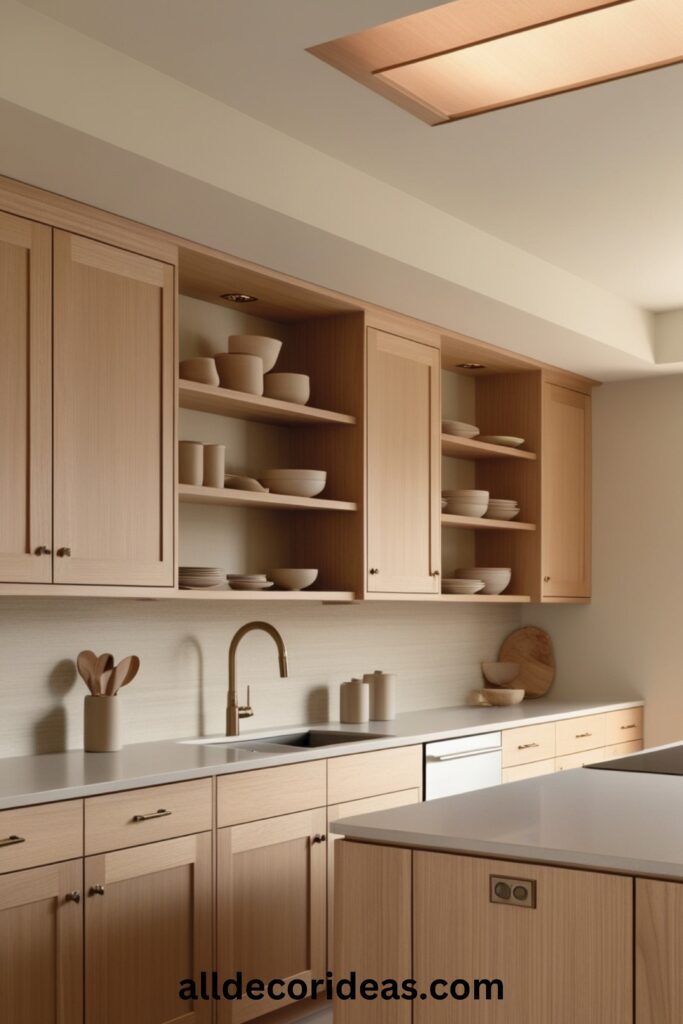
[239,685,254,720]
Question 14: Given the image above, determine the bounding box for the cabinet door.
[542,383,591,599]
[636,877,683,1024]
[217,808,327,1023]
[85,833,211,1024]
[0,859,83,1024]
[367,328,440,593]
[53,231,174,586]
[0,211,52,582]
[413,851,632,1023]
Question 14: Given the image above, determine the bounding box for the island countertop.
[332,752,683,881]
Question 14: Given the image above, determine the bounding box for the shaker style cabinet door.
[85,834,212,1024]
[366,329,441,593]
[542,382,591,599]
[53,231,174,586]
[0,211,52,583]
[217,808,327,1023]
[0,859,83,1024]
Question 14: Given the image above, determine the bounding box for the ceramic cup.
[178,441,203,485]
[84,695,121,752]
[203,444,226,489]
[214,353,264,396]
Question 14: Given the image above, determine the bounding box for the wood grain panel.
[556,713,606,756]
[85,779,211,854]
[53,230,174,586]
[502,758,555,783]
[637,877,683,1024]
[604,707,643,746]
[413,850,632,1022]
[327,745,422,804]
[502,723,556,768]
[0,800,82,873]
[0,211,52,583]
[85,833,211,1024]
[334,840,412,1023]
[556,746,609,771]
[217,761,327,828]
[0,859,83,1024]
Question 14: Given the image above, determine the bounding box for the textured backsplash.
[0,599,520,758]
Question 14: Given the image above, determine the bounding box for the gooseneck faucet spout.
[227,621,288,736]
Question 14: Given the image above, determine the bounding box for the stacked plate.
[179,566,226,590]
[485,498,520,521]
[442,578,485,595]
[454,567,512,595]
[442,420,479,438]
[442,489,489,517]
[226,574,273,591]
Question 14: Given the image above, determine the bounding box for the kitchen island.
[332,758,683,1023]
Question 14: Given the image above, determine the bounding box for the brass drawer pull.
[620,724,636,731]
[0,834,25,847]
[89,885,105,896]
[66,891,81,904]
[575,732,592,738]
[517,742,539,750]
[132,808,171,822]
[34,545,52,555]
[312,833,327,844]
[56,547,72,557]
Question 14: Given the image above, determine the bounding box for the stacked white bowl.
[442,420,479,438]
[179,566,226,590]
[226,574,273,591]
[260,469,326,498]
[441,578,485,595]
[442,489,489,517]
[485,498,520,521]
[454,567,512,595]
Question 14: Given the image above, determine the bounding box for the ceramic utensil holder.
[340,678,369,724]
[203,444,226,489]
[366,670,397,720]
[178,441,203,485]
[84,695,121,752]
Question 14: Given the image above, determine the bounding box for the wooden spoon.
[77,650,97,692]
[91,653,114,696]
[112,655,140,694]
[100,667,116,697]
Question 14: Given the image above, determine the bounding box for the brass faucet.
[227,621,289,735]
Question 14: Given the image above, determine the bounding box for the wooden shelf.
[175,589,355,602]
[441,514,536,531]
[178,379,355,427]
[178,484,357,512]
[441,434,537,461]
[364,592,531,603]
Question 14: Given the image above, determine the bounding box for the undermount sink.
[184,729,384,752]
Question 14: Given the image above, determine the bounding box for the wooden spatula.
[77,650,97,692]
[91,653,114,696]
[111,655,140,695]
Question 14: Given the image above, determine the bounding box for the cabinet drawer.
[604,707,643,746]
[85,779,212,854]
[556,714,606,756]
[217,761,326,828]
[327,746,422,804]
[556,747,608,771]
[502,759,555,784]
[502,724,556,768]
[0,800,83,873]
[607,739,643,758]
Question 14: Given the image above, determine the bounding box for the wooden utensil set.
[77,650,139,696]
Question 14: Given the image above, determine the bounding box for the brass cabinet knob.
[57,547,72,558]
[369,568,379,575]
[66,891,81,904]
[89,884,105,896]
[432,570,440,577]
[312,833,327,844]
[543,575,551,582]
[34,545,52,556]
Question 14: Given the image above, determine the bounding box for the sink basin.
[183,729,384,751]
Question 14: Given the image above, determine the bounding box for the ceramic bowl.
[472,688,525,706]
[481,661,521,686]
[224,475,269,492]
[442,489,489,500]
[445,501,488,518]
[454,567,512,595]
[442,420,479,437]
[269,568,318,591]
[441,579,486,594]
[477,435,525,448]
[261,476,326,498]
[484,508,520,521]
[214,353,264,396]
[179,358,220,387]
[264,372,311,405]
[228,335,282,373]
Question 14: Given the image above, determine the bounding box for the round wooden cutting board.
[498,627,555,699]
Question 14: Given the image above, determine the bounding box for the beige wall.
[0,598,520,758]
[524,375,683,747]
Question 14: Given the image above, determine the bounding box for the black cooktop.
[587,743,683,776]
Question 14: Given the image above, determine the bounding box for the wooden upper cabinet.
[366,328,441,593]
[0,859,83,1024]
[53,231,174,586]
[0,211,52,583]
[542,382,592,599]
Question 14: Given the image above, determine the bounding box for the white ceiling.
[19,0,683,312]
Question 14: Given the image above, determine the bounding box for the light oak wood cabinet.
[0,210,52,583]
[0,859,83,1024]
[85,833,212,1024]
[217,808,327,1023]
[636,877,683,1024]
[53,231,175,586]
[542,382,592,599]
[366,328,441,594]
[412,850,632,1023]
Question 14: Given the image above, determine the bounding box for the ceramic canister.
[367,670,397,720]
[340,678,369,724]
[84,695,122,752]
[178,441,203,485]
[203,444,226,489]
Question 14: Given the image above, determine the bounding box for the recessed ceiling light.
[220,293,258,303]
[310,0,683,124]
[457,362,486,370]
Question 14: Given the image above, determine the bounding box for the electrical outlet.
[490,875,536,908]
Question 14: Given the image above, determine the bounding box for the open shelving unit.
[178,379,356,427]
[178,483,357,513]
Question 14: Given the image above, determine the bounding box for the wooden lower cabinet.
[636,877,683,1024]
[85,833,212,1024]
[217,808,327,1023]
[413,851,632,1023]
[0,859,83,1024]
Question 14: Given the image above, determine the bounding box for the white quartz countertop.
[0,699,642,810]
[332,757,683,880]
